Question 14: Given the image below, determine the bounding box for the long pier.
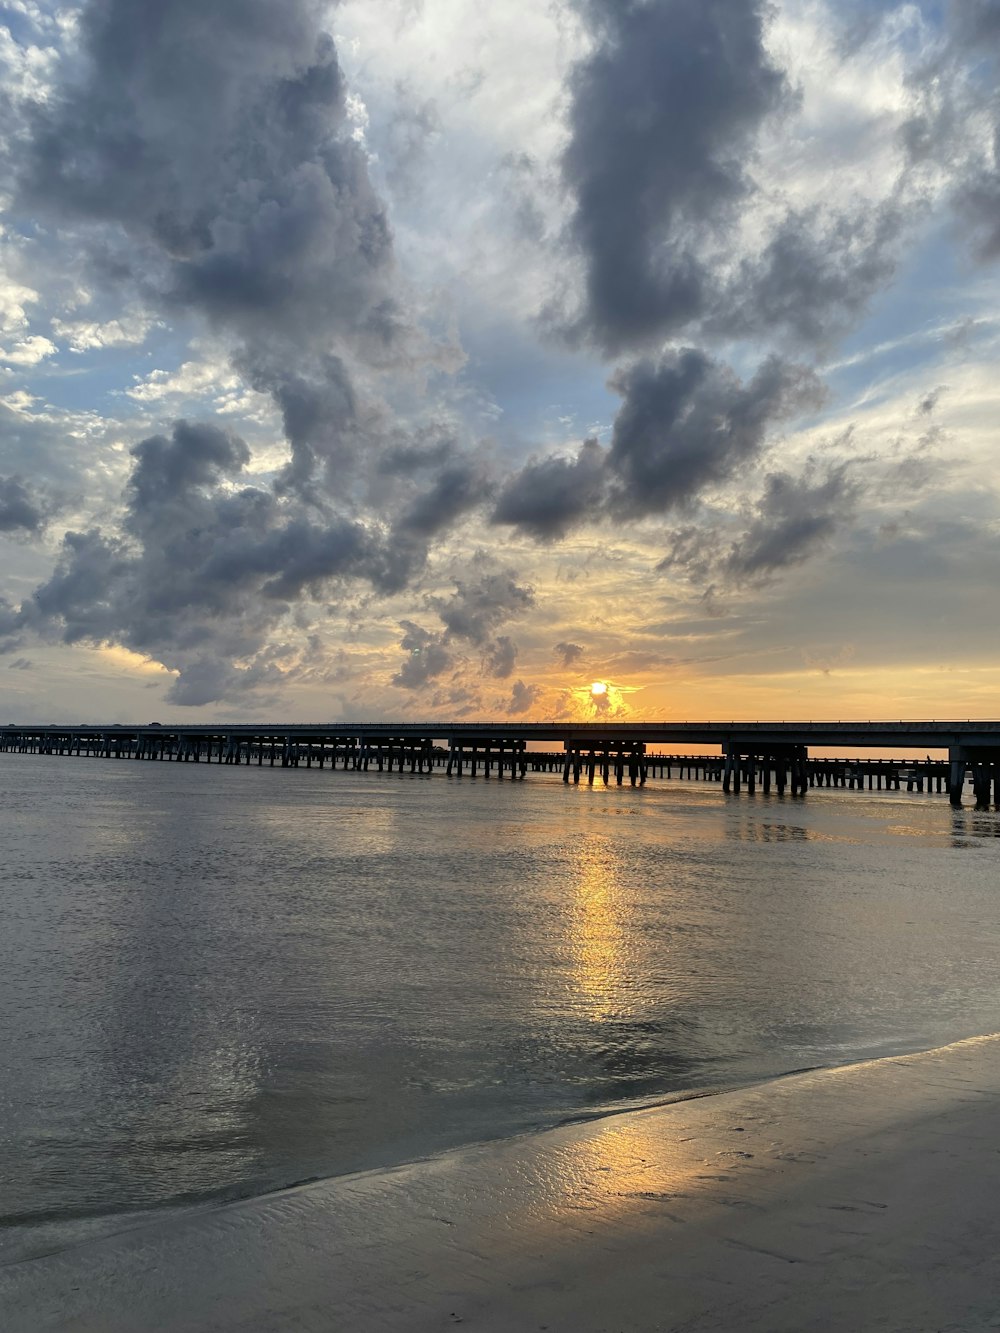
[5,721,1000,807]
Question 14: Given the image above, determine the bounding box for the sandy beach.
[4,1034,1000,1331]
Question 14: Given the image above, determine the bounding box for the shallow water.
[2,753,1000,1252]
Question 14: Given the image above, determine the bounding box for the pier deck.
[4,721,1000,805]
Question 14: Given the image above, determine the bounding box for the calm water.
[3,753,1000,1255]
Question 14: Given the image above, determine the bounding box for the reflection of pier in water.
[5,721,1000,808]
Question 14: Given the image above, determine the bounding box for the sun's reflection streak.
[569,839,638,1023]
[502,1110,740,1239]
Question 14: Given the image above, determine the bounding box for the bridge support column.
[794,746,809,796]
[949,746,967,807]
[722,743,735,794]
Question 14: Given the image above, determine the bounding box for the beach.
[6,1033,1000,1331]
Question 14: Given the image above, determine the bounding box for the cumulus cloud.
[606,350,822,517]
[0,0,503,701]
[391,566,534,695]
[493,349,821,539]
[20,1,396,348]
[557,0,918,358]
[0,597,23,651]
[554,641,584,667]
[0,474,47,532]
[15,420,408,703]
[3,0,992,717]
[560,0,789,355]
[723,463,860,584]
[53,312,159,353]
[656,461,860,591]
[394,454,494,538]
[483,634,517,679]
[432,569,534,645]
[391,620,453,690]
[505,678,540,715]
[0,334,56,366]
[492,438,604,541]
[715,202,907,350]
[15,0,452,509]
[0,278,40,337]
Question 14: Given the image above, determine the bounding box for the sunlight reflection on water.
[2,754,1000,1248]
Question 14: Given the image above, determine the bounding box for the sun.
[590,681,608,697]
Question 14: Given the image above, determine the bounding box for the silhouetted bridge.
[6,721,1000,806]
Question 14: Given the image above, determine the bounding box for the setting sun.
[590,681,608,696]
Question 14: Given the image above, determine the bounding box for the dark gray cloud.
[125,421,250,515]
[903,3,1000,261]
[561,0,789,355]
[165,657,285,708]
[554,641,584,667]
[483,634,517,679]
[432,570,534,644]
[16,420,407,704]
[607,350,822,517]
[717,202,907,349]
[0,598,23,652]
[6,410,504,704]
[391,620,453,690]
[492,350,820,540]
[558,0,915,357]
[723,463,859,583]
[491,438,604,541]
[4,0,934,709]
[4,0,505,701]
[656,461,859,590]
[655,525,719,584]
[395,457,494,538]
[257,356,361,498]
[21,0,397,350]
[505,679,540,715]
[391,566,533,694]
[0,475,47,533]
[17,0,432,506]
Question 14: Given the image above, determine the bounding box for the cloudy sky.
[1,0,999,723]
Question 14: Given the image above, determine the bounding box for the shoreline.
[7,1033,1000,1331]
[0,1046,928,1266]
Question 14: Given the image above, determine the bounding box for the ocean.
[3,752,1000,1260]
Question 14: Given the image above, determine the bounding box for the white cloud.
[0,334,56,366]
[52,313,160,352]
[0,276,39,336]
[125,356,242,404]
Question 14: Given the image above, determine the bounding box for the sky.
[1,0,1000,724]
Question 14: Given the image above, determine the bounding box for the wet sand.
[6,1034,1000,1332]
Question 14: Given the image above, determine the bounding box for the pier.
[5,721,1000,807]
